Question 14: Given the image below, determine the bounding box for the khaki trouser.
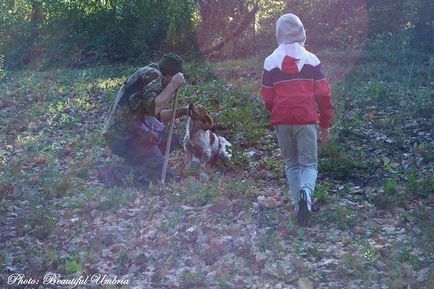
[275,124,318,207]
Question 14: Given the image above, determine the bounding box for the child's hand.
[318,127,330,142]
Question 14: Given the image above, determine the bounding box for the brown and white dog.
[183,103,232,165]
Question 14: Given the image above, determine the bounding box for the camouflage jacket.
[103,65,163,145]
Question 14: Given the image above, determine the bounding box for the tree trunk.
[201,0,260,56]
[30,0,43,39]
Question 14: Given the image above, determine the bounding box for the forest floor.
[0,49,432,289]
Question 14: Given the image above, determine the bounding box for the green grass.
[0,45,432,288]
[180,270,207,287]
[64,258,82,274]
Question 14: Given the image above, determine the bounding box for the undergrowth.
[0,46,432,288]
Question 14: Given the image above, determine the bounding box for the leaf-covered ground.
[0,49,432,288]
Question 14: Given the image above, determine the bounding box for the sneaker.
[296,189,312,227]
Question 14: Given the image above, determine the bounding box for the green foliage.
[285,218,294,232]
[180,270,206,288]
[314,181,331,203]
[164,0,198,54]
[410,206,434,250]
[0,54,4,80]
[218,103,267,145]
[216,276,232,289]
[1,32,432,288]
[335,206,356,229]
[258,228,278,253]
[47,250,58,261]
[1,0,431,65]
[40,171,72,199]
[157,208,184,232]
[417,143,434,164]
[396,243,420,267]
[215,0,428,56]
[373,179,408,210]
[293,238,305,255]
[228,143,251,170]
[284,0,368,50]
[360,240,379,265]
[319,154,368,180]
[1,0,198,68]
[259,156,281,171]
[366,80,388,103]
[181,78,268,151]
[64,258,82,274]
[25,204,56,240]
[223,176,253,198]
[0,250,13,268]
[183,176,220,206]
[0,201,7,215]
[99,186,137,211]
[343,252,363,271]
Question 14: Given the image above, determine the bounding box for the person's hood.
[264,43,307,74]
[276,13,306,46]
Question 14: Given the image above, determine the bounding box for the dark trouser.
[109,132,180,181]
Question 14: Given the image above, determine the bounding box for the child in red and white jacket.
[261,13,333,227]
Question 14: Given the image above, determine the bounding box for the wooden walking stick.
[160,89,179,194]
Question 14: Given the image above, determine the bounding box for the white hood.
[264,43,308,73]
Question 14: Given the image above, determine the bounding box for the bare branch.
[201,0,260,56]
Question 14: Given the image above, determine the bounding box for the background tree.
[0,0,431,68]
[197,0,260,57]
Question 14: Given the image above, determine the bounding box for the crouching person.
[102,53,188,184]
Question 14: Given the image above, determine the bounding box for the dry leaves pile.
[0,60,432,288]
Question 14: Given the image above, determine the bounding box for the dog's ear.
[188,103,194,110]
[201,114,213,130]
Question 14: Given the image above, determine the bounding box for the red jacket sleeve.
[261,69,274,112]
[313,64,333,128]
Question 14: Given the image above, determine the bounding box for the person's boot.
[296,189,312,227]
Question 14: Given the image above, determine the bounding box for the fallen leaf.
[297,277,314,289]
[34,156,46,165]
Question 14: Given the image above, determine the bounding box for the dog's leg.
[191,153,202,168]
[218,137,232,161]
